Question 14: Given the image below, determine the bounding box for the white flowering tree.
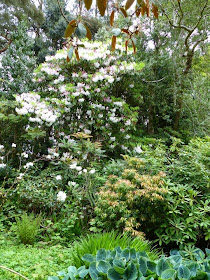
[0,40,144,212]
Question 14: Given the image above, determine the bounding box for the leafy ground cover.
[0,242,73,279]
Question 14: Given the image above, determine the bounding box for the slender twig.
[56,0,70,24]
[0,33,12,54]
[184,0,208,50]
[177,0,184,25]
[142,77,167,83]
[0,266,30,280]
[157,2,191,32]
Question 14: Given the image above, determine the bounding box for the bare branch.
[177,1,184,25]
[0,33,12,54]
[56,0,70,24]
[184,0,208,51]
[142,77,167,83]
[192,0,208,32]
[0,266,30,280]
[157,1,191,32]
[192,36,207,53]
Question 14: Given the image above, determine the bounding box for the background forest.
[0,0,209,279]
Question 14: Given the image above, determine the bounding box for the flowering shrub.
[91,156,168,238]
[13,40,143,159]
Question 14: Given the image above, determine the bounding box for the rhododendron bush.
[14,40,143,159]
[0,40,144,222]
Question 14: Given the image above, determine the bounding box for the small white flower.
[56,175,62,180]
[24,162,34,169]
[125,120,131,126]
[110,137,116,141]
[94,62,100,68]
[78,98,84,103]
[125,134,130,139]
[89,169,95,174]
[0,145,4,150]
[57,191,67,202]
[69,162,77,169]
[0,163,6,168]
[21,152,29,158]
[83,169,87,173]
[76,166,82,171]
[84,129,91,135]
[134,145,143,154]
[17,173,24,180]
[12,143,16,148]
[113,102,123,107]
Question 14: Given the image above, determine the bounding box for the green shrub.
[155,183,210,246]
[15,213,42,244]
[48,247,210,280]
[91,160,168,237]
[70,231,159,268]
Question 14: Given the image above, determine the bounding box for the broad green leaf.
[96,249,107,261]
[121,248,130,261]
[123,262,138,280]
[78,22,87,38]
[107,268,122,280]
[178,265,191,279]
[156,257,170,276]
[147,261,157,273]
[82,253,96,265]
[168,255,182,267]
[137,252,148,258]
[186,262,198,277]
[77,266,89,278]
[67,47,74,60]
[115,247,122,254]
[113,259,126,274]
[130,248,137,259]
[194,248,205,261]
[57,271,66,276]
[138,257,147,276]
[170,249,180,256]
[112,28,121,37]
[206,248,210,258]
[89,262,101,280]
[161,269,176,279]
[67,266,77,274]
[97,260,111,275]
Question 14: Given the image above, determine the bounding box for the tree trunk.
[173,51,194,130]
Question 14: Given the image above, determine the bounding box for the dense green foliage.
[0,243,73,279]
[49,247,210,280]
[0,21,36,97]
[0,2,209,279]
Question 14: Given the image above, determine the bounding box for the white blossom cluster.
[15,92,60,125]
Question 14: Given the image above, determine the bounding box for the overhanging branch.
[56,0,70,24]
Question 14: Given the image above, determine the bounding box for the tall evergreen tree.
[0,21,36,98]
[0,0,44,54]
